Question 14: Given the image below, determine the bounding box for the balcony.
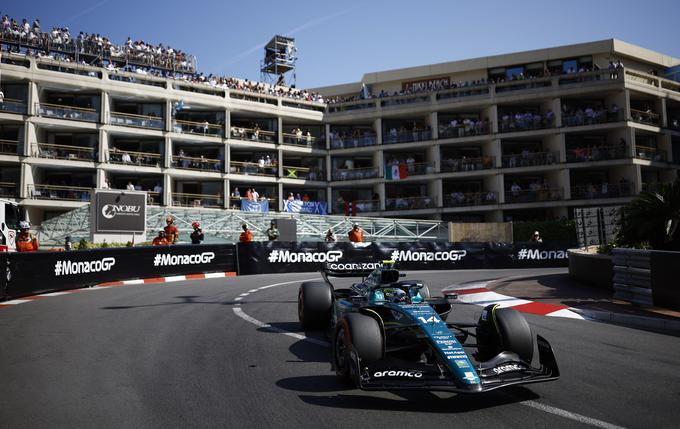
[558,69,620,86]
[630,109,661,126]
[0,139,18,156]
[147,191,162,206]
[0,98,27,115]
[36,103,99,123]
[334,199,379,214]
[229,161,278,176]
[381,94,431,108]
[0,181,18,198]
[441,156,494,173]
[327,99,377,114]
[498,114,555,134]
[562,109,624,127]
[436,85,490,102]
[172,155,222,172]
[383,129,432,145]
[172,119,224,137]
[281,165,324,180]
[282,132,322,148]
[332,166,379,181]
[385,162,435,178]
[635,145,667,162]
[172,192,223,208]
[109,149,162,167]
[386,196,435,211]
[230,127,277,143]
[501,151,559,168]
[29,184,92,201]
[443,191,498,207]
[110,112,164,130]
[439,122,489,139]
[330,133,377,149]
[571,183,632,200]
[505,188,563,204]
[495,77,553,94]
[566,144,629,163]
[36,143,96,162]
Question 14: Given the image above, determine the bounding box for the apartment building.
[1,39,679,225]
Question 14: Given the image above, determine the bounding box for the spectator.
[239,224,253,243]
[190,221,204,244]
[266,221,279,241]
[164,216,178,244]
[126,181,135,191]
[16,221,38,252]
[348,223,364,242]
[153,182,162,193]
[529,231,543,243]
[121,152,132,163]
[152,230,169,246]
[325,228,336,242]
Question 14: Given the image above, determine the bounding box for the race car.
[297,262,559,393]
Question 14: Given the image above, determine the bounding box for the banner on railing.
[283,200,328,215]
[241,199,269,213]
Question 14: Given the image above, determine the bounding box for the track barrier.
[0,241,571,301]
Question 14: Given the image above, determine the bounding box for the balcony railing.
[281,165,324,180]
[147,191,162,206]
[566,144,629,163]
[436,85,490,101]
[327,99,377,113]
[230,127,277,143]
[498,115,555,133]
[630,108,661,126]
[332,167,380,181]
[571,183,632,200]
[505,188,563,204]
[441,156,494,172]
[383,129,432,145]
[172,155,222,171]
[385,196,435,210]
[330,133,377,149]
[36,102,99,122]
[0,181,18,198]
[381,94,431,108]
[495,77,553,93]
[0,139,18,155]
[438,123,489,139]
[443,191,498,207]
[110,112,164,130]
[558,69,620,85]
[334,199,380,214]
[635,145,667,162]
[229,161,278,176]
[0,98,27,115]
[36,143,96,161]
[501,151,559,168]
[29,184,92,201]
[282,133,322,148]
[172,192,223,208]
[172,119,224,137]
[109,148,162,167]
[385,162,435,178]
[562,109,624,127]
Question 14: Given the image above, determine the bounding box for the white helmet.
[19,221,30,230]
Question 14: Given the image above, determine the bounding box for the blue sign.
[284,200,328,215]
[241,199,269,212]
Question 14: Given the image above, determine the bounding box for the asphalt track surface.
[1,268,679,429]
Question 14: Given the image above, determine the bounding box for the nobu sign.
[94,190,146,233]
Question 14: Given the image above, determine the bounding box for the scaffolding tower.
[260,35,296,88]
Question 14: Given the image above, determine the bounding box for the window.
[562,60,578,74]
[506,66,524,79]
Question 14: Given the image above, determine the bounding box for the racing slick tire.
[298,281,333,329]
[476,304,534,363]
[333,313,384,384]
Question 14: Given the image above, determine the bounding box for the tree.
[618,180,680,250]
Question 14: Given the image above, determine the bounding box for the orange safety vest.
[16,232,39,252]
[239,230,253,243]
[348,229,364,243]
[164,225,179,243]
[152,236,169,246]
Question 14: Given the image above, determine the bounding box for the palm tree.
[618,179,680,250]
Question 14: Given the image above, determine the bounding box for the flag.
[399,163,408,180]
[385,163,392,179]
[391,164,401,180]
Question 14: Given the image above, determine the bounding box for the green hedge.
[512,220,576,243]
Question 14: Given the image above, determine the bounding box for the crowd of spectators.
[507,180,560,202]
[562,103,621,126]
[329,128,376,149]
[109,147,162,167]
[439,117,489,138]
[445,189,497,206]
[173,149,223,171]
[502,148,557,168]
[385,195,434,210]
[567,138,628,162]
[498,110,555,132]
[384,124,432,143]
[0,14,324,104]
[442,155,494,172]
[230,154,278,176]
[230,123,276,142]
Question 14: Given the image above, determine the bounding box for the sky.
[3,0,680,88]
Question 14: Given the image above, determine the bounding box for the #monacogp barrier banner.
[4,244,237,299]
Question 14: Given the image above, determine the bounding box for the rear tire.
[298,281,333,329]
[476,304,534,363]
[333,313,384,383]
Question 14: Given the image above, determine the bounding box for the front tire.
[298,281,333,329]
[333,313,384,384]
[476,304,534,363]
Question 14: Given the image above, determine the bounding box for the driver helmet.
[19,220,30,230]
[385,288,407,304]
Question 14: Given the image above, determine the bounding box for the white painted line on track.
[234,276,624,429]
[40,292,72,297]
[520,400,627,429]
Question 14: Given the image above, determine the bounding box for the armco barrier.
[4,244,237,300]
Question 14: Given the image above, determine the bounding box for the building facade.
[1,39,679,225]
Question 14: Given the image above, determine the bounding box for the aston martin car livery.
[297,262,559,393]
